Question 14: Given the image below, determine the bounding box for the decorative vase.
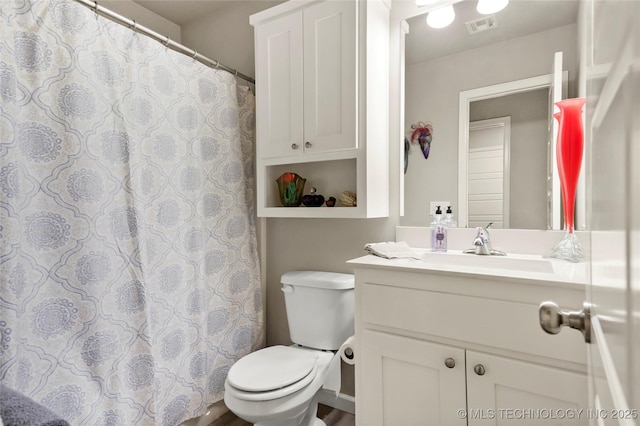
[548,98,586,262]
[276,172,306,207]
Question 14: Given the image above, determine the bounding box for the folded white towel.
[364,241,421,260]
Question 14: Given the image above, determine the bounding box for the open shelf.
[258,158,361,218]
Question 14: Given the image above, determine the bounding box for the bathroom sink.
[419,250,555,274]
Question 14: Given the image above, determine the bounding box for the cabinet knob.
[291,143,299,150]
[473,364,486,376]
[444,358,455,368]
[305,141,312,148]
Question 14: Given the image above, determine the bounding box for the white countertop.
[348,249,589,287]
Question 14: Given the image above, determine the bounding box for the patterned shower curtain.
[0,0,263,424]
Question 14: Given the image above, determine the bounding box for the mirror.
[400,0,581,229]
[458,68,567,230]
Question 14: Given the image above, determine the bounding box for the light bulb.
[426,5,455,29]
[476,0,509,15]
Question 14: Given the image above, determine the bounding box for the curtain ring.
[192,50,198,60]
[163,36,170,47]
[93,1,99,18]
[234,70,239,76]
[214,60,220,69]
[131,20,137,31]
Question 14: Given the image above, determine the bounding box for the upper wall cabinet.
[255,1,356,159]
[251,0,390,218]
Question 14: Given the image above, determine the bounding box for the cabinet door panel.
[466,351,588,425]
[255,12,304,158]
[303,1,356,153]
[359,330,466,426]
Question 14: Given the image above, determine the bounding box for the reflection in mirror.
[400,0,580,230]
[467,88,551,230]
[467,115,512,229]
[458,73,567,230]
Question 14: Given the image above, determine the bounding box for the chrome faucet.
[463,223,506,256]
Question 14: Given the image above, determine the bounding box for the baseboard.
[318,390,355,415]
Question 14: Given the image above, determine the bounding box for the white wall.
[402,23,578,227]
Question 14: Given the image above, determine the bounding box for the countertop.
[348,249,589,288]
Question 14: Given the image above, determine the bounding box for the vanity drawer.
[360,283,587,365]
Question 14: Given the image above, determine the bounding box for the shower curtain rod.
[73,0,256,85]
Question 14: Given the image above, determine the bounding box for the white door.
[542,1,640,424]
[548,51,564,230]
[583,0,640,424]
[468,117,510,229]
[359,330,466,426]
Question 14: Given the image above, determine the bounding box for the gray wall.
[181,1,284,80]
[266,219,396,396]
[179,2,401,398]
[102,0,181,41]
[402,23,578,227]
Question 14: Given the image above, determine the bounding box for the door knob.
[291,143,299,150]
[539,301,591,343]
[305,141,312,148]
[473,364,485,376]
[444,358,455,368]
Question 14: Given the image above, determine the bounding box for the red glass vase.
[548,98,586,262]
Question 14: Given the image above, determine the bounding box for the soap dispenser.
[431,206,447,252]
[443,206,457,228]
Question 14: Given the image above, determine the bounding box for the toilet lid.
[227,346,318,392]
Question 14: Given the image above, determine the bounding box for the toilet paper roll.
[339,335,356,365]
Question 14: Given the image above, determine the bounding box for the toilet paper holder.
[339,335,356,365]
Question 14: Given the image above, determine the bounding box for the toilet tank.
[281,271,354,351]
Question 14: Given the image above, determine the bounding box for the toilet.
[224,270,354,426]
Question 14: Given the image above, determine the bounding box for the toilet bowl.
[223,271,354,426]
[224,345,336,426]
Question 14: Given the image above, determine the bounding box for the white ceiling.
[406,0,580,64]
[131,0,579,64]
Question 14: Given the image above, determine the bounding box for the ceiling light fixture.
[476,0,509,15]
[426,5,455,29]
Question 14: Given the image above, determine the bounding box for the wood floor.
[209,404,355,426]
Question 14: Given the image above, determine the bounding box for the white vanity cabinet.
[350,262,589,426]
[250,0,389,218]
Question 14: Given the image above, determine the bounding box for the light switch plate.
[429,201,450,216]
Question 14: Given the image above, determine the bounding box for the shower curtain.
[0,1,263,424]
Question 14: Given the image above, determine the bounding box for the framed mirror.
[399,0,582,230]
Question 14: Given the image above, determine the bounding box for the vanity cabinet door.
[466,351,588,426]
[359,330,467,426]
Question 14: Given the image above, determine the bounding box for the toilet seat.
[226,346,319,401]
